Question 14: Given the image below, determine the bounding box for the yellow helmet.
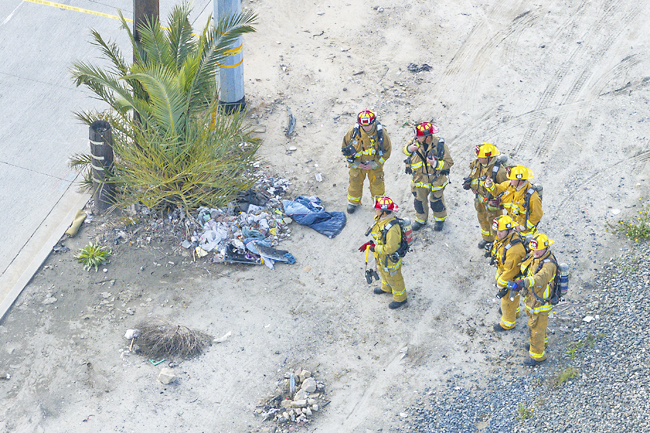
[492,215,516,231]
[475,142,501,158]
[507,165,534,180]
[529,233,554,251]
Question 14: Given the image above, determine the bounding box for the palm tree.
[70,2,260,211]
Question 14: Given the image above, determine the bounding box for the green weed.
[516,402,534,420]
[75,242,112,272]
[553,367,579,387]
[607,201,650,241]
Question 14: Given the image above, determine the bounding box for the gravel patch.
[398,242,650,433]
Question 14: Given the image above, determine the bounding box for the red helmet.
[374,196,399,212]
[415,121,439,137]
[357,110,376,126]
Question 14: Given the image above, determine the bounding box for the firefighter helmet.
[529,233,554,251]
[507,165,534,180]
[475,142,501,158]
[492,215,516,231]
[415,121,439,137]
[374,196,399,212]
[357,110,376,126]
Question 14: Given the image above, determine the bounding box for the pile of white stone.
[257,368,328,431]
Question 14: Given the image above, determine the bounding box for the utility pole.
[215,0,246,113]
[133,0,159,61]
[132,0,159,123]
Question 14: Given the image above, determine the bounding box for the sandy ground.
[2,0,650,432]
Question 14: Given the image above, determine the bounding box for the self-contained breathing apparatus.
[343,123,385,165]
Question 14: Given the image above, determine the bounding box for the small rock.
[157,368,176,384]
[299,370,311,382]
[304,266,311,272]
[583,316,594,322]
[126,308,135,315]
[101,292,112,299]
[312,404,319,411]
[399,412,408,418]
[291,400,307,408]
[289,146,297,151]
[283,217,293,224]
[294,389,308,401]
[301,377,317,393]
[281,399,292,409]
[42,296,57,305]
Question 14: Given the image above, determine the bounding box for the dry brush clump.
[135,320,212,359]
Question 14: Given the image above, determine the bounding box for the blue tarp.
[282,196,347,239]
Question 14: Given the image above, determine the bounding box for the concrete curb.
[0,187,90,322]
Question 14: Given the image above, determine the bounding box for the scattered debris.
[124,329,141,340]
[285,106,296,137]
[0,373,10,380]
[407,63,432,73]
[52,244,70,253]
[283,196,346,238]
[214,331,232,344]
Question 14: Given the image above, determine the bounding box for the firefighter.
[462,142,508,250]
[358,197,407,309]
[484,165,543,238]
[403,122,454,231]
[511,233,557,366]
[489,215,526,332]
[341,110,392,214]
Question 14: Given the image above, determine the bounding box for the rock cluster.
[256,367,329,432]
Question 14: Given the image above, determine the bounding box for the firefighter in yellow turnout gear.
[360,197,407,309]
[485,165,543,237]
[511,233,557,366]
[403,122,454,231]
[341,110,392,214]
[489,215,526,331]
[462,143,508,250]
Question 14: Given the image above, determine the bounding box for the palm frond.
[117,9,146,64]
[138,15,173,68]
[89,29,129,77]
[166,2,196,71]
[124,68,187,135]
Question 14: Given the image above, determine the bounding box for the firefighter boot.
[389,300,407,309]
[412,220,426,231]
[374,287,391,295]
[493,323,513,332]
[347,204,358,214]
[524,357,546,367]
[434,220,445,231]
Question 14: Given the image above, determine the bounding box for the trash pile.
[256,367,329,431]
[181,177,298,269]
[84,172,346,269]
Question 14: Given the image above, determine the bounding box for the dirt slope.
[1,0,650,432]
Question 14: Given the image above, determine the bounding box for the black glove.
[496,287,508,299]
[462,177,472,190]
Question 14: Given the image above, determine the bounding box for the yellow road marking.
[23,0,243,67]
[24,0,133,23]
